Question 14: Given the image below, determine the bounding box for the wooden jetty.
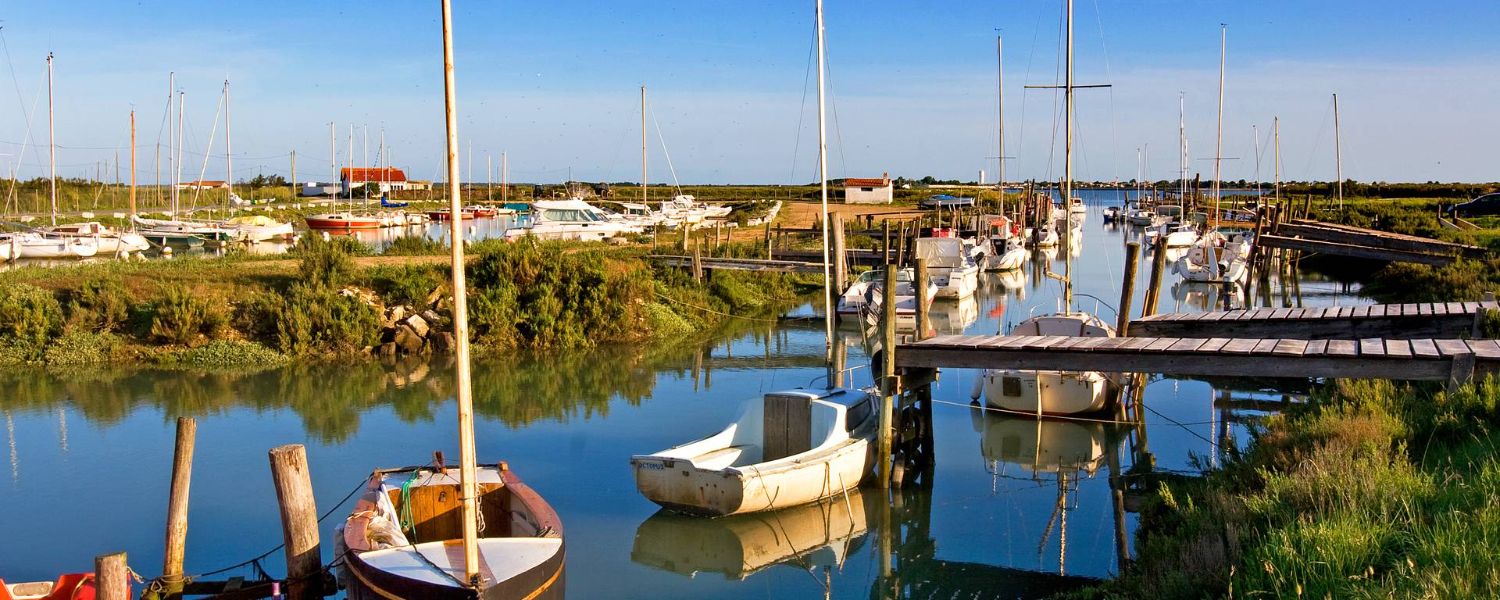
[1258,218,1487,265]
[648,254,824,274]
[896,334,1498,384]
[1130,300,1499,339]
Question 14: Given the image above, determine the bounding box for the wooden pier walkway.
[896,334,1499,383]
[1259,218,1487,265]
[648,254,825,274]
[1130,300,1499,339]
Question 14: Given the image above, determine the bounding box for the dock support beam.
[1116,242,1140,336]
[1142,237,1168,317]
[161,416,196,595]
[95,552,129,600]
[914,258,931,340]
[268,444,323,600]
[879,267,898,490]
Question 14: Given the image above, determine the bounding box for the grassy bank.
[0,237,819,367]
[1081,379,1500,598]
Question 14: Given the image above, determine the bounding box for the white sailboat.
[219,80,293,243]
[1175,26,1249,285]
[975,0,1116,416]
[631,0,875,518]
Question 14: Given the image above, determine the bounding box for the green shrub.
[468,240,650,348]
[296,235,366,288]
[67,278,133,332]
[161,339,289,368]
[43,331,124,365]
[382,235,446,256]
[150,285,227,346]
[368,264,444,307]
[0,283,64,358]
[240,284,381,355]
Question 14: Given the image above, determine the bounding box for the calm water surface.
[1,193,1363,598]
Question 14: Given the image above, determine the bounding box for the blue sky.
[2,1,1497,185]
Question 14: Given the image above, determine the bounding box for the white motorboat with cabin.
[631,388,877,517]
[913,237,980,299]
[42,221,150,256]
[12,231,100,259]
[224,214,295,242]
[503,199,639,241]
[974,312,1116,415]
[836,267,936,329]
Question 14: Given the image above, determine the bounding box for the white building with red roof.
[842,173,893,204]
[339,167,430,194]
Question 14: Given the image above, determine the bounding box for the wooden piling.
[914,257,931,340]
[882,220,891,265]
[95,552,129,600]
[1142,237,1168,317]
[763,219,772,260]
[161,416,197,595]
[1116,242,1140,336]
[268,444,322,600]
[879,267,898,489]
[831,213,848,294]
[691,246,703,282]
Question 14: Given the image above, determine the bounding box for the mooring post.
[1106,444,1131,571]
[1143,237,1168,317]
[882,220,891,265]
[268,444,322,600]
[879,266,898,490]
[763,219,772,260]
[1449,351,1476,393]
[1116,242,1141,335]
[162,416,197,595]
[914,257,931,340]
[95,552,129,600]
[691,245,703,282]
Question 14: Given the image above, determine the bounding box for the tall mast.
[996,34,1004,199]
[362,124,369,203]
[346,125,354,205]
[46,53,56,226]
[328,121,336,203]
[1333,92,1343,210]
[1178,93,1187,207]
[437,0,481,586]
[1062,0,1073,312]
[501,151,508,203]
[130,110,137,221]
[815,0,834,376]
[379,128,386,196]
[1273,116,1281,206]
[1212,24,1225,216]
[175,91,184,215]
[225,80,233,210]
[641,85,648,205]
[1251,124,1260,201]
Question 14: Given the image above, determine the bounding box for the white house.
[340,167,431,195]
[843,173,893,204]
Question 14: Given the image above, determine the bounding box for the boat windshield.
[538,208,602,223]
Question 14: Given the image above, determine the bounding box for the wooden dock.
[896,334,1498,383]
[1259,218,1487,265]
[648,254,825,274]
[1130,301,1498,339]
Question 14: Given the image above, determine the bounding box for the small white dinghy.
[631,388,877,517]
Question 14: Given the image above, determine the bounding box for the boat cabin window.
[845,398,871,432]
[539,208,597,223]
[1001,377,1022,397]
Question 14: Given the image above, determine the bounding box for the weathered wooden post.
[95,552,129,600]
[879,267,898,490]
[161,416,197,595]
[831,212,848,294]
[882,220,891,265]
[763,219,772,259]
[268,444,322,600]
[1142,237,1168,317]
[914,257,931,340]
[1116,242,1141,336]
[691,245,703,282]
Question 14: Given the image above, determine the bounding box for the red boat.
[468,205,499,218]
[427,209,476,221]
[2,574,99,600]
[306,212,385,230]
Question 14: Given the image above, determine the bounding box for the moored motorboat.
[338,463,565,600]
[913,237,980,299]
[224,215,295,242]
[836,267,935,330]
[427,208,477,221]
[631,388,877,517]
[306,212,386,230]
[974,312,1116,415]
[13,231,99,259]
[42,221,150,255]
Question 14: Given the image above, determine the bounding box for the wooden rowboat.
[630,388,876,517]
[338,462,564,600]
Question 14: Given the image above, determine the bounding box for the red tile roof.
[341,167,408,183]
[843,177,890,188]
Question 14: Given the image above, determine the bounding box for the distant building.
[843,173,893,204]
[300,182,340,197]
[340,167,431,195]
[176,180,226,190]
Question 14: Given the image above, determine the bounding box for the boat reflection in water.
[631,488,873,580]
[927,295,979,336]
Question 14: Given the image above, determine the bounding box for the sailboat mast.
[1273,116,1281,206]
[175,91,185,215]
[130,110,137,220]
[1062,0,1074,312]
[225,80,233,211]
[501,151,508,203]
[347,125,354,205]
[438,0,481,586]
[328,122,336,204]
[996,34,1004,200]
[1333,92,1342,210]
[1212,24,1225,215]
[641,85,648,205]
[46,53,56,226]
[1179,93,1187,206]
[815,0,834,374]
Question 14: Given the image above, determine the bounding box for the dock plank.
[1447,302,1465,314]
[1120,337,1156,350]
[1360,338,1386,357]
[1252,339,1281,354]
[1144,337,1180,352]
[1270,308,1293,319]
[1168,338,1209,353]
[1273,339,1309,356]
[1199,338,1232,353]
[1095,337,1131,350]
[1469,339,1500,360]
[1435,339,1473,357]
[1385,339,1413,358]
[1410,339,1440,358]
[1073,337,1113,351]
[1222,338,1261,354]
[1306,339,1330,356]
[1326,340,1358,357]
